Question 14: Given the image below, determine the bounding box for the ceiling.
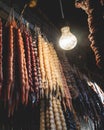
[37,0,101,73]
[0,0,103,75]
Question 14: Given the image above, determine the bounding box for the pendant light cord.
[59,0,64,19]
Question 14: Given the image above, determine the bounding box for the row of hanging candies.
[59,53,104,130]
[0,12,80,130]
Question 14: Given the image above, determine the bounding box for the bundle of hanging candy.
[0,17,79,130]
[0,9,104,129]
[59,53,104,130]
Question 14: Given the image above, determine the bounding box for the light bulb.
[29,0,37,8]
[59,26,77,50]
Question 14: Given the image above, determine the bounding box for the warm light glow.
[29,0,37,8]
[59,26,77,50]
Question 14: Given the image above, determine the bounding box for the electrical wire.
[58,0,64,19]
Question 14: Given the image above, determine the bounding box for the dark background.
[0,0,104,75]
[37,0,100,73]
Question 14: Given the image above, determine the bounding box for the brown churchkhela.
[59,62,72,110]
[22,30,34,100]
[16,28,29,104]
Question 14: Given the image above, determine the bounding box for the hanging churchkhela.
[22,29,33,99]
[40,96,67,130]
[38,34,72,107]
[0,16,74,129]
[2,14,18,117]
[30,35,38,96]
[75,0,104,69]
[33,33,42,102]
[59,53,104,130]
[16,27,29,105]
[38,34,79,130]
[0,6,104,129]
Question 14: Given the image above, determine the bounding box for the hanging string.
[18,3,28,24]
[59,0,65,19]
[20,3,28,17]
[17,0,37,24]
